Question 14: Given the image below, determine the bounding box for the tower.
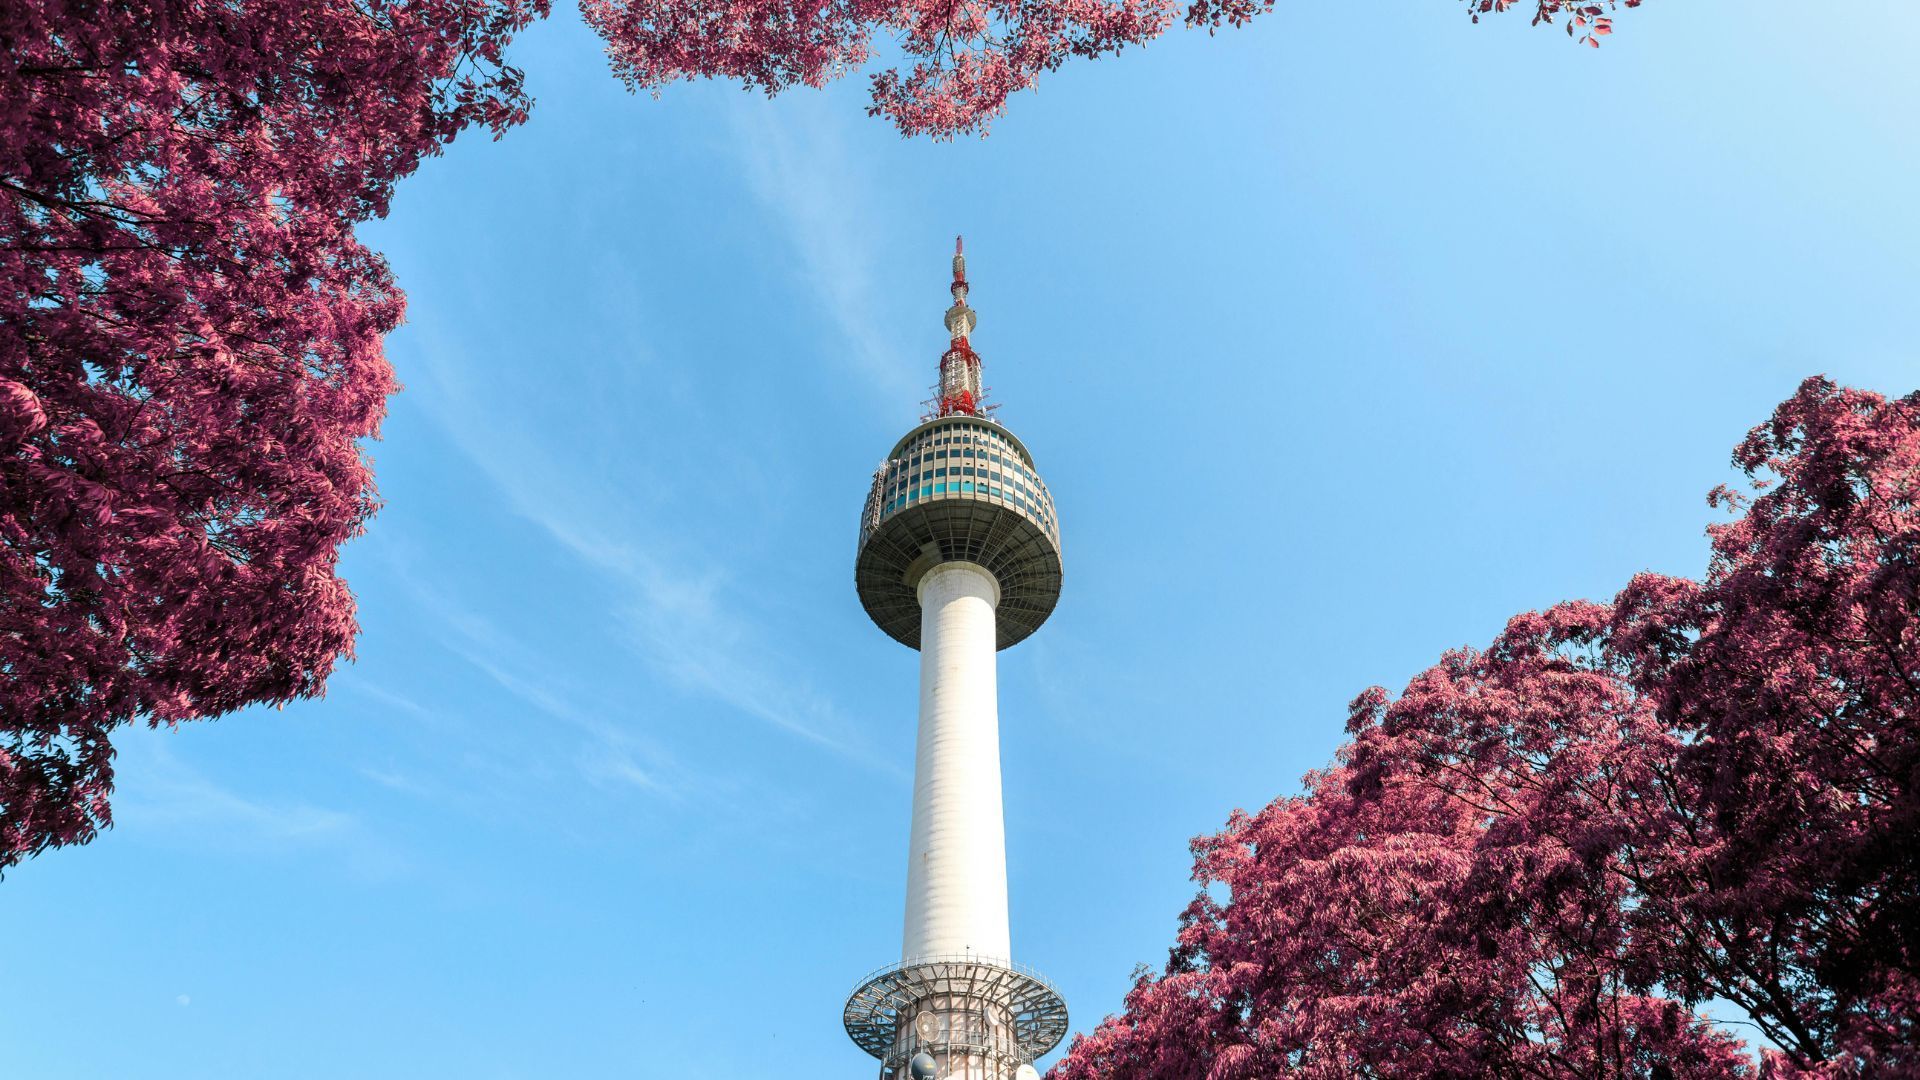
[843,240,1069,1080]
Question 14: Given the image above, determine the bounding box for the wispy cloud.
[331,674,437,722]
[399,326,895,780]
[390,567,698,801]
[358,765,431,796]
[577,745,674,796]
[112,732,401,875]
[119,741,350,840]
[723,94,918,407]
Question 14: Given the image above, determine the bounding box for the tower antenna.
[938,235,984,417]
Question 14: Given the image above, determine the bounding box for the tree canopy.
[0,0,546,866]
[583,0,1639,137]
[1052,379,1919,1079]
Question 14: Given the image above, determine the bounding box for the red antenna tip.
[938,239,981,417]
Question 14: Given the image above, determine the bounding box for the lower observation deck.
[856,416,1063,650]
[843,955,1070,1075]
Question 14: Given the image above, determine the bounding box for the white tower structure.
[844,240,1068,1080]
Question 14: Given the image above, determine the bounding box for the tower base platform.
[843,956,1069,1080]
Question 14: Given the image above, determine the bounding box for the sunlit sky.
[7,3,1917,1076]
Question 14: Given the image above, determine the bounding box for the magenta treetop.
[0,0,546,867]
[1052,625,1756,1078]
[1052,379,1919,1078]
[580,0,1643,137]
[1606,378,1920,1074]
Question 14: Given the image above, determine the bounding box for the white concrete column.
[902,562,1011,964]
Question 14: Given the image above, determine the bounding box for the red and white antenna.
[937,236,985,417]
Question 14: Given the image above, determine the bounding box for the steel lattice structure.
[844,956,1071,1068]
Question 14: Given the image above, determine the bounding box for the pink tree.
[581,0,1643,137]
[1606,378,1920,1074]
[1053,618,1752,1080]
[0,0,546,867]
[1054,379,1919,1078]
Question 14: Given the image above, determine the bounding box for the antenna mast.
[937,236,985,417]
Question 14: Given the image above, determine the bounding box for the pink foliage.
[1055,634,1754,1079]
[0,0,546,868]
[1609,378,1920,1074]
[582,0,1648,137]
[1053,379,1919,1077]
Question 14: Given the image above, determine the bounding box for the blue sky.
[6,3,1917,1076]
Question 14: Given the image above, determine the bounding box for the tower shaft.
[905,562,1011,963]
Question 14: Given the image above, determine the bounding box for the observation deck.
[856,415,1063,650]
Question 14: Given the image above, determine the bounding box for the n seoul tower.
[843,240,1069,1080]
